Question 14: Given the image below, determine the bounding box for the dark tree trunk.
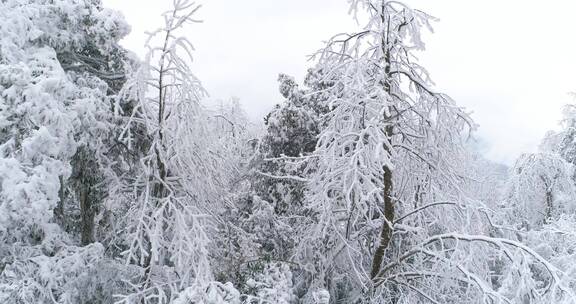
[72,147,99,246]
[545,190,553,224]
[370,126,395,280]
[80,183,94,245]
[371,0,396,281]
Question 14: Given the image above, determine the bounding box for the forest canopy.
[0,0,575,303]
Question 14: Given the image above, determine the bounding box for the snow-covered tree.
[212,97,254,141]
[295,1,576,302]
[2,0,575,303]
[112,1,232,302]
[0,0,130,247]
[503,153,576,229]
[211,73,325,298]
[297,0,471,300]
[542,104,576,164]
[0,0,138,302]
[255,73,326,215]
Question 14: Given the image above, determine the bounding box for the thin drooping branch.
[394,201,458,224]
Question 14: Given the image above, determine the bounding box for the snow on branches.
[114,1,230,302]
[1,0,576,303]
[298,1,575,303]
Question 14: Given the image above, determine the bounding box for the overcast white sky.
[103,0,576,164]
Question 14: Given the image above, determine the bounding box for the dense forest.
[1,0,576,303]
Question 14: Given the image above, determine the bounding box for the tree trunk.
[370,126,395,280]
[545,190,553,224]
[80,183,94,245]
[370,1,396,281]
[73,147,97,246]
